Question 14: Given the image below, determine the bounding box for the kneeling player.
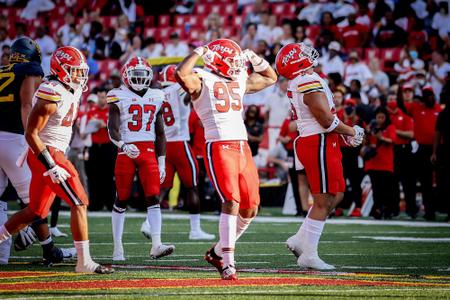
[0,46,112,273]
[108,57,174,261]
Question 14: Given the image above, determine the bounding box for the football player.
[0,46,113,274]
[176,39,277,279]
[108,56,174,261]
[0,38,75,265]
[140,65,214,241]
[275,43,364,270]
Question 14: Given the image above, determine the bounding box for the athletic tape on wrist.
[325,116,340,133]
[253,59,270,73]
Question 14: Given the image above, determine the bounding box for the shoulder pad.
[106,89,121,104]
[35,81,62,102]
[14,62,44,78]
[296,74,324,94]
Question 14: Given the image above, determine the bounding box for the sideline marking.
[356,236,450,242]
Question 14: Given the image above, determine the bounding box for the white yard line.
[356,236,450,242]
[43,211,450,227]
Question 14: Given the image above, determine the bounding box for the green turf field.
[1,211,450,299]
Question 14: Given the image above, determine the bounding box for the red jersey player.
[275,43,364,270]
[141,65,215,240]
[107,57,174,261]
[176,39,277,280]
[0,46,112,274]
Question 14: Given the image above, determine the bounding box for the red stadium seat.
[143,15,154,28]
[144,28,157,39]
[174,15,185,28]
[210,4,221,14]
[364,48,381,61]
[187,15,202,28]
[223,3,237,15]
[194,3,209,15]
[271,3,297,16]
[188,27,203,40]
[306,25,321,40]
[381,48,402,62]
[232,15,244,28]
[158,15,171,27]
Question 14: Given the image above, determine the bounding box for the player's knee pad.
[145,196,160,208]
[113,199,127,213]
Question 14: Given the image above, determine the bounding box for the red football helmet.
[121,56,153,91]
[204,38,247,80]
[275,43,319,80]
[159,64,176,87]
[50,46,89,91]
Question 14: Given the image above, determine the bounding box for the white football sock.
[297,216,325,257]
[112,206,126,250]
[147,204,162,248]
[219,213,237,267]
[74,240,97,271]
[214,214,254,257]
[39,236,52,246]
[189,214,201,232]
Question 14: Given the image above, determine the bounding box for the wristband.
[325,116,340,133]
[110,137,124,150]
[158,156,166,167]
[37,147,56,170]
[253,58,270,73]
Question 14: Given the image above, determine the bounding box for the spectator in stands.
[352,91,375,124]
[267,142,290,182]
[409,88,442,220]
[255,40,270,60]
[372,0,392,23]
[363,106,397,219]
[241,23,259,51]
[429,51,450,100]
[264,78,291,151]
[369,58,390,96]
[84,88,117,211]
[0,28,10,51]
[344,51,373,92]
[1,52,8,66]
[394,48,425,81]
[320,11,341,41]
[257,14,282,46]
[103,28,123,59]
[245,105,264,158]
[386,96,417,217]
[338,98,364,218]
[119,0,137,23]
[165,32,189,57]
[57,12,76,46]
[20,0,55,20]
[293,25,312,45]
[243,0,265,27]
[14,22,26,39]
[87,21,106,60]
[35,26,56,75]
[279,21,295,45]
[432,1,450,41]
[142,37,163,58]
[80,45,99,79]
[408,19,428,52]
[204,13,222,41]
[374,11,407,48]
[120,35,143,63]
[411,0,428,20]
[341,13,369,49]
[412,70,429,96]
[399,83,416,108]
[319,41,344,76]
[266,42,282,64]
[297,0,323,25]
[114,15,131,52]
[327,72,346,92]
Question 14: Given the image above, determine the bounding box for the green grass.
[1,211,450,299]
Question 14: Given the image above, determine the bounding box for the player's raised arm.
[175,48,204,99]
[154,110,166,183]
[20,76,42,130]
[244,50,278,94]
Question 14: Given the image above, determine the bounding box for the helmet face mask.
[51,46,89,91]
[275,43,319,80]
[204,39,247,80]
[122,57,153,92]
[62,63,89,91]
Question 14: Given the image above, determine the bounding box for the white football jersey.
[192,68,248,142]
[107,85,164,143]
[162,83,190,142]
[34,80,82,152]
[287,72,336,137]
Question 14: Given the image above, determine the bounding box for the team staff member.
[387,97,416,217]
[408,87,442,220]
[85,88,116,211]
[363,107,397,219]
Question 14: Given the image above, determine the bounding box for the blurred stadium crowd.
[0,0,449,221]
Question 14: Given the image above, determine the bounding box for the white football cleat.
[76,262,114,274]
[112,244,125,261]
[286,235,302,258]
[50,226,68,237]
[150,244,175,259]
[297,255,335,270]
[189,229,215,240]
[140,220,151,240]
